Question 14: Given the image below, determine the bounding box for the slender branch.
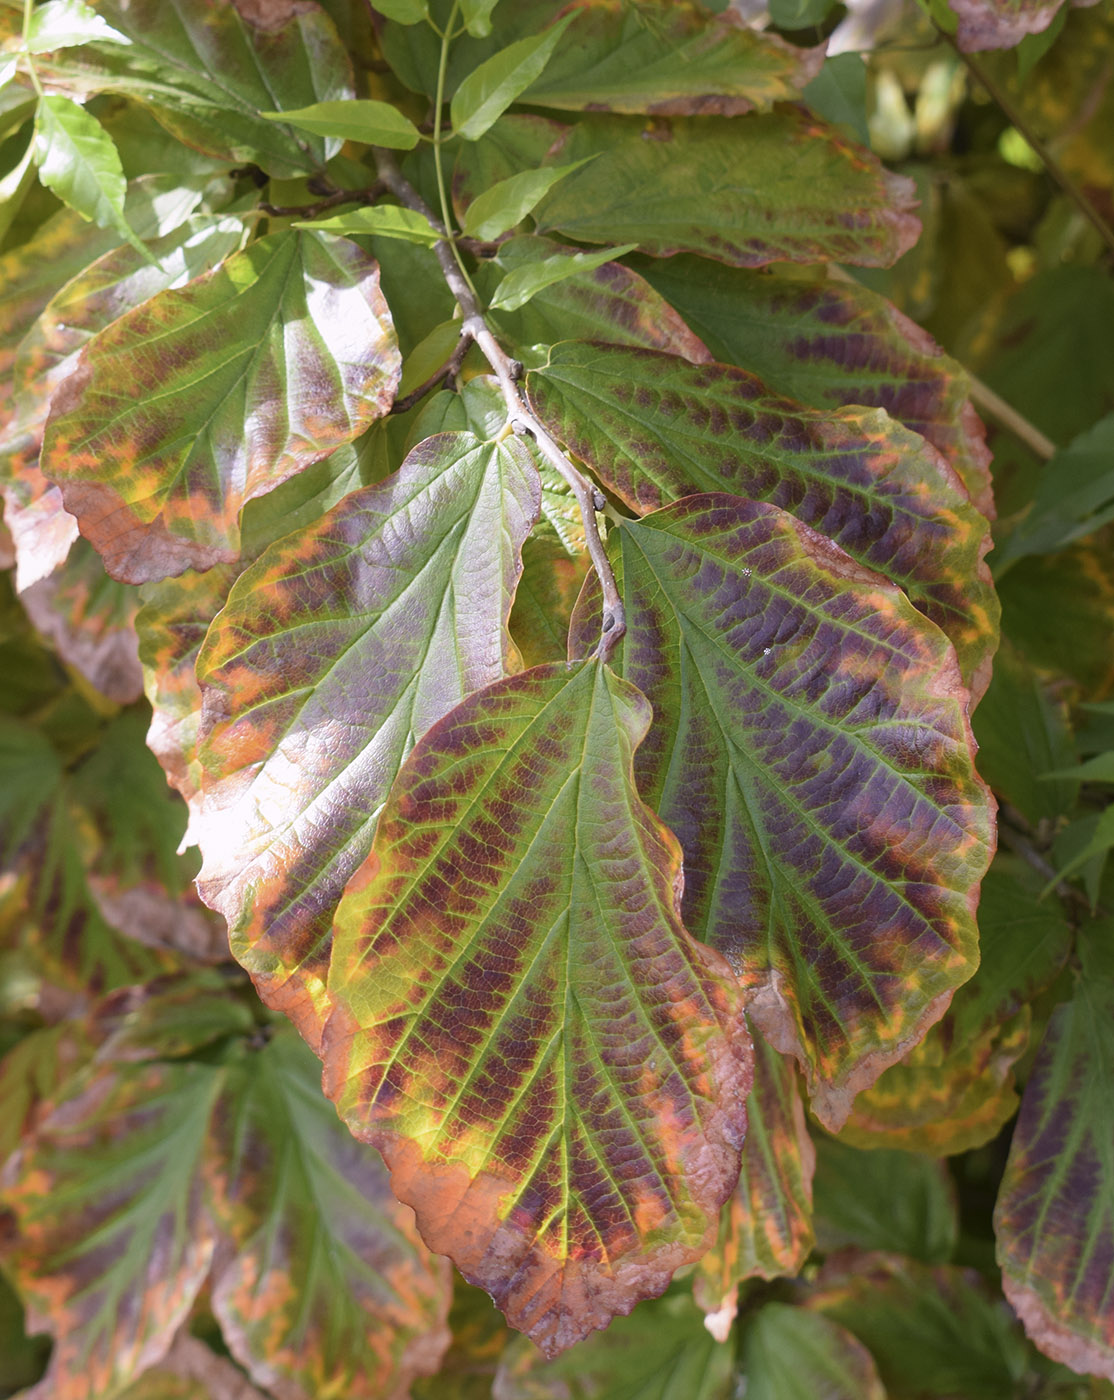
[373,147,625,662]
[260,182,384,219]
[966,374,1058,461]
[389,329,473,414]
[998,804,1104,917]
[946,36,1114,261]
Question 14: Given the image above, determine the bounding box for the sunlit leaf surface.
[325,661,752,1355]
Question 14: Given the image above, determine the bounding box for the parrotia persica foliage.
[1,0,1113,1396]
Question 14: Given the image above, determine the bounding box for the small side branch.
[373,148,625,662]
[389,330,474,414]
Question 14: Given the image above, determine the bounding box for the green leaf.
[529,343,997,690]
[769,0,838,27]
[492,1292,734,1399]
[450,15,576,142]
[261,98,420,149]
[31,0,356,178]
[461,0,499,38]
[24,0,130,52]
[0,1057,225,1400]
[508,534,588,667]
[298,203,442,244]
[694,1026,814,1335]
[512,111,920,268]
[807,1253,1032,1398]
[490,243,637,311]
[602,497,993,1127]
[812,1135,958,1262]
[209,1032,452,1399]
[460,160,590,240]
[194,432,539,1049]
[373,0,429,22]
[741,1304,886,1400]
[516,0,823,115]
[41,230,400,584]
[324,660,752,1356]
[802,52,869,145]
[32,95,141,250]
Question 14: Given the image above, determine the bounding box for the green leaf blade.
[261,98,420,149]
[460,160,590,241]
[451,16,576,142]
[32,95,136,246]
[324,660,753,1356]
[490,244,637,311]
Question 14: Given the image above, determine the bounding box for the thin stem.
[259,182,384,219]
[430,1,481,306]
[966,374,1057,461]
[373,147,626,662]
[948,36,1114,260]
[389,329,474,414]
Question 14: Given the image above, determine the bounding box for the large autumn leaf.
[0,1058,225,1400]
[994,926,1114,1381]
[592,496,993,1126]
[41,229,400,584]
[195,431,539,1048]
[530,342,996,692]
[323,660,753,1356]
[32,0,355,177]
[208,1032,452,1400]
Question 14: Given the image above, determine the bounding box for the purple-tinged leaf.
[695,1026,815,1338]
[32,0,356,178]
[324,661,752,1356]
[42,231,400,584]
[995,931,1114,1381]
[634,258,994,521]
[948,0,1070,51]
[604,496,993,1127]
[0,1059,224,1400]
[195,432,539,1049]
[521,111,919,268]
[209,1032,452,1400]
[529,343,997,693]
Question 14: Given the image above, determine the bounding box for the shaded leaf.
[261,97,420,148]
[508,534,588,668]
[0,1058,224,1400]
[602,496,993,1126]
[516,0,824,115]
[633,258,994,520]
[324,661,752,1355]
[209,1032,452,1400]
[451,16,576,142]
[516,111,919,268]
[995,931,1114,1381]
[529,342,997,692]
[807,1251,1031,1399]
[42,230,400,584]
[741,1303,886,1400]
[491,1291,734,1400]
[694,1025,814,1337]
[32,0,356,178]
[195,432,539,1049]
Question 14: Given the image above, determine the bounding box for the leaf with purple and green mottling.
[208,1031,452,1400]
[695,1025,814,1338]
[806,1252,1032,1399]
[0,1058,224,1400]
[31,0,355,178]
[41,229,400,584]
[995,925,1114,1382]
[634,258,994,520]
[513,0,824,115]
[529,342,997,692]
[595,496,993,1127]
[947,0,1068,51]
[323,660,752,1356]
[741,1304,886,1400]
[194,431,539,1050]
[840,860,1072,1153]
[518,111,919,268]
[492,1291,734,1400]
[474,235,711,366]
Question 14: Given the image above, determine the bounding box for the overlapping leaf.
[840,861,1072,1153]
[32,0,356,177]
[42,230,400,584]
[995,929,1114,1381]
[634,258,994,518]
[0,1058,225,1400]
[530,342,996,692]
[741,1304,886,1400]
[520,111,919,267]
[948,0,1069,51]
[209,1032,452,1400]
[324,660,753,1356]
[195,431,539,1047]
[594,496,992,1125]
[694,1026,814,1337]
